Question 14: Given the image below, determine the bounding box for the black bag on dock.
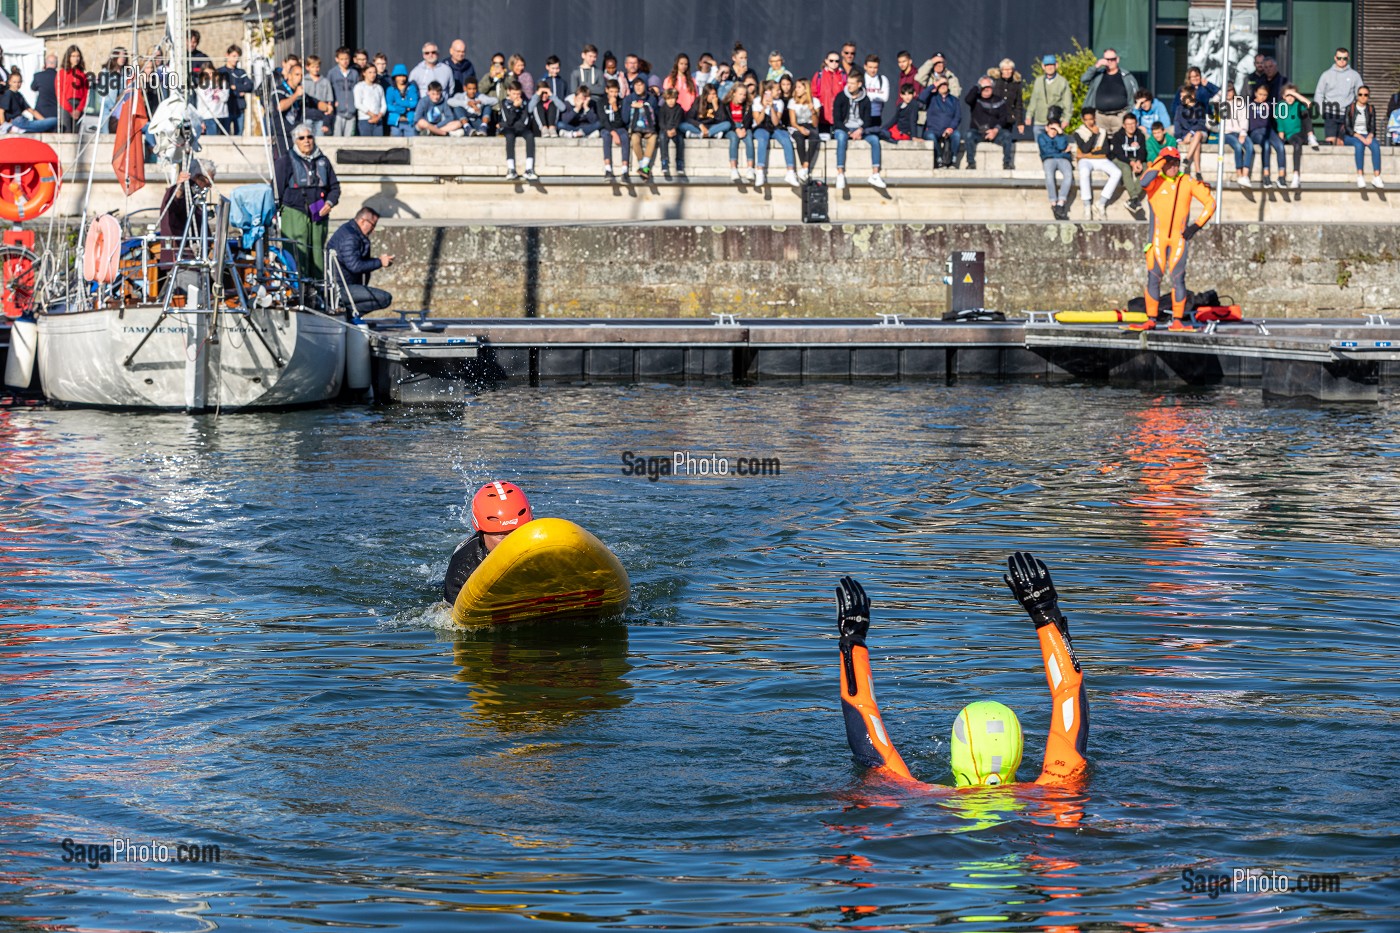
[336,147,412,165]
[802,180,829,223]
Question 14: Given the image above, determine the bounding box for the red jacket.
[811,67,846,129]
[57,68,90,117]
[898,67,922,97]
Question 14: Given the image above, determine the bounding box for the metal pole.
[1214,0,1233,225]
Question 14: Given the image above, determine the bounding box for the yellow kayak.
[450,518,630,627]
[1054,310,1149,324]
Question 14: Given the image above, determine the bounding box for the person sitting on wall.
[327,206,394,315]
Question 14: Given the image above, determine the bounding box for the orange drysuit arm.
[839,641,917,783]
[1035,622,1089,785]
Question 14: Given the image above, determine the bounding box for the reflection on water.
[1,387,1398,932]
[452,620,631,733]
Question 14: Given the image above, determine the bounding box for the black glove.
[836,576,870,646]
[1003,551,1065,630]
[1182,222,1202,242]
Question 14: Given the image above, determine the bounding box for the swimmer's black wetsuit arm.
[836,577,917,783]
[1004,552,1089,785]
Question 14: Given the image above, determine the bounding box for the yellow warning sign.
[962,273,973,284]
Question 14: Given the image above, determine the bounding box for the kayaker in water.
[443,481,534,603]
[835,552,1089,788]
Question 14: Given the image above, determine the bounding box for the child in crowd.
[1220,84,1253,186]
[1276,84,1313,188]
[1146,121,1178,161]
[194,63,228,136]
[721,82,755,183]
[598,80,631,180]
[455,78,494,135]
[1108,111,1148,210]
[373,53,390,88]
[1071,106,1121,220]
[561,86,599,137]
[787,79,821,182]
[1131,88,1171,133]
[385,65,419,136]
[1247,82,1286,188]
[303,55,335,135]
[878,83,921,143]
[695,84,725,137]
[1173,84,1207,179]
[657,87,696,176]
[1038,115,1072,220]
[626,76,659,177]
[499,84,538,181]
[414,82,465,136]
[355,64,387,136]
[329,47,359,136]
[532,84,561,136]
[832,70,885,189]
[751,80,798,188]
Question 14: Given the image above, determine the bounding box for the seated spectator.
[766,50,792,83]
[832,70,885,189]
[787,78,822,181]
[509,55,535,98]
[989,59,1024,132]
[452,79,494,135]
[538,56,566,101]
[664,54,699,113]
[1131,88,1171,133]
[531,84,561,136]
[878,82,920,144]
[572,45,604,97]
[1071,107,1122,220]
[1277,84,1313,188]
[374,53,391,89]
[730,43,756,85]
[752,81,798,188]
[624,76,659,178]
[895,51,921,97]
[714,63,735,102]
[303,55,335,135]
[1146,122,1177,161]
[657,87,697,176]
[915,52,960,98]
[560,86,600,137]
[921,78,962,168]
[328,206,394,315]
[1220,85,1255,187]
[385,65,419,136]
[1185,66,1220,107]
[1172,84,1208,179]
[1027,54,1072,140]
[414,82,466,136]
[621,53,648,92]
[1316,47,1362,144]
[693,54,717,90]
[601,52,623,94]
[1246,82,1285,188]
[721,82,756,183]
[598,80,631,180]
[355,64,387,136]
[839,42,858,78]
[499,84,537,181]
[1109,111,1147,210]
[1387,85,1400,144]
[0,72,41,133]
[1343,86,1384,189]
[1038,116,1073,220]
[964,76,1015,170]
[695,84,726,138]
[481,53,511,104]
[862,55,889,127]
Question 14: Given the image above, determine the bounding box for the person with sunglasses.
[1080,48,1138,135]
[811,51,847,134]
[273,125,341,285]
[409,43,453,100]
[1315,47,1363,145]
[1343,86,1384,189]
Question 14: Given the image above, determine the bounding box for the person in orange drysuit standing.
[1130,146,1216,332]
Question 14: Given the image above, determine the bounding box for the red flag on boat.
[111,88,148,196]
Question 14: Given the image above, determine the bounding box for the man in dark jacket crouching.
[326,206,394,314]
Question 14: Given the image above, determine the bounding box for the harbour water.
[2,384,1398,931]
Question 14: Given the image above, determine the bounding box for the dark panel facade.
[342,0,1089,86]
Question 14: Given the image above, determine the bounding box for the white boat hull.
[37,305,346,410]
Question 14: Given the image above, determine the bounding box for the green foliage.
[1023,37,1100,132]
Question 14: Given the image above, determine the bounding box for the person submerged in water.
[443,481,534,603]
[835,551,1088,788]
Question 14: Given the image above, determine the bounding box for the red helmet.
[1158,146,1181,161]
[471,481,533,532]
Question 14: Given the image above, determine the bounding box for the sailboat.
[3,0,359,411]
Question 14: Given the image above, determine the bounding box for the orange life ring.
[0,138,62,223]
[82,214,122,283]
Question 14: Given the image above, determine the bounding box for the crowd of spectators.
[1,33,1396,202]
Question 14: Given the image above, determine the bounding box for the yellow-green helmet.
[950,701,1024,787]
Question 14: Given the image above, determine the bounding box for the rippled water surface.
[3,384,1399,932]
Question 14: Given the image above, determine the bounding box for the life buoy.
[82,214,122,283]
[0,138,62,223]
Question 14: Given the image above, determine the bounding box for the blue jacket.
[1037,131,1070,161]
[1131,99,1172,132]
[415,96,459,127]
[920,90,961,135]
[327,220,381,286]
[386,83,419,127]
[1173,98,1208,136]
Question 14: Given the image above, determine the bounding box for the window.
[1155,29,1189,99]
[1291,0,1354,94]
[1,0,18,24]
[1094,0,1151,79]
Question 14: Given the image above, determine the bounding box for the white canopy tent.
[0,14,45,88]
